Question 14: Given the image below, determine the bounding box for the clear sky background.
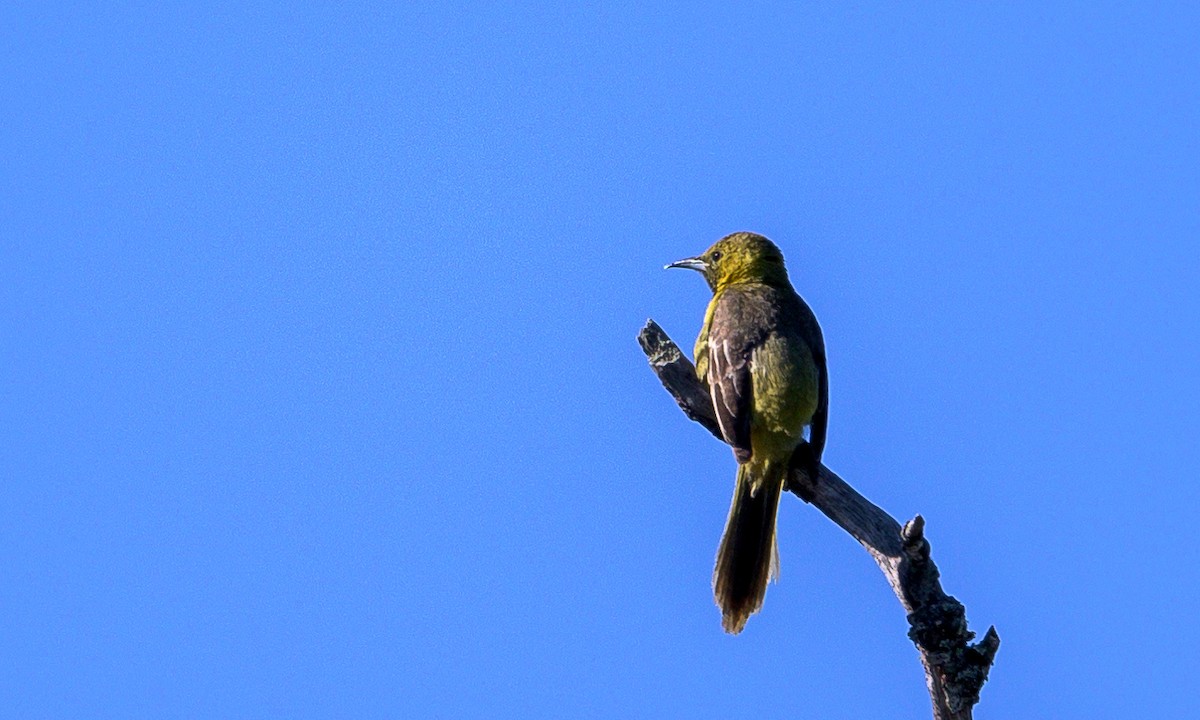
[3,3,1198,718]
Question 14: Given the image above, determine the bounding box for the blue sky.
[3,2,1198,718]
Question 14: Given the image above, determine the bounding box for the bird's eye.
[711,251,722,261]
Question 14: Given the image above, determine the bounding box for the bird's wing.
[707,294,758,463]
[808,341,828,463]
[794,294,828,466]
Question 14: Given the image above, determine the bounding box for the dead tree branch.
[638,319,998,720]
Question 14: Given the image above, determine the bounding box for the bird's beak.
[665,256,707,272]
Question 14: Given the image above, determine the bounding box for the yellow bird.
[668,232,828,633]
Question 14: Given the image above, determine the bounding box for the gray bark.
[638,319,999,720]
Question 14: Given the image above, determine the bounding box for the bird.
[667,231,828,634]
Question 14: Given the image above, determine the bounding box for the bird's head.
[666,231,789,292]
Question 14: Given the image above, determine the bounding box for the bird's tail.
[713,459,785,634]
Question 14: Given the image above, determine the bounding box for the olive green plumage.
[668,231,827,634]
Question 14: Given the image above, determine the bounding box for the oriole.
[668,231,828,633]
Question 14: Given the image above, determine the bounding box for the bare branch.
[639,319,998,720]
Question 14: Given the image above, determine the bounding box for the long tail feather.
[712,461,784,634]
